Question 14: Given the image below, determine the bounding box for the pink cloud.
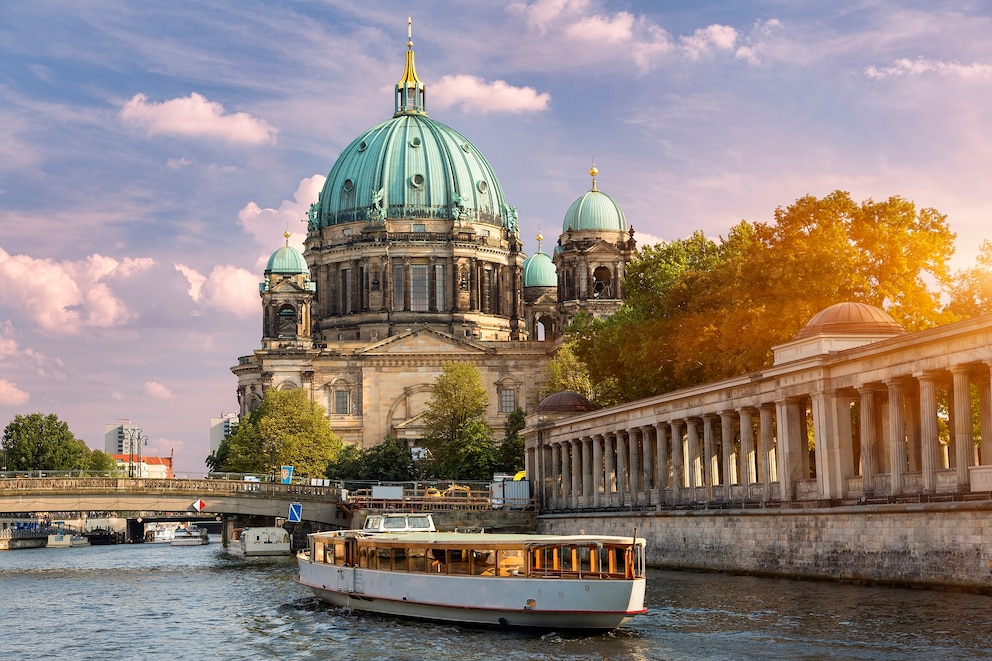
[120,92,277,145]
[432,75,551,114]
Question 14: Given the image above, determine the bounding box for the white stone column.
[670,420,684,499]
[951,366,974,488]
[759,404,775,501]
[616,430,628,506]
[858,386,879,495]
[738,409,755,490]
[642,426,655,492]
[581,437,593,507]
[655,422,670,507]
[630,429,643,495]
[980,364,992,466]
[551,441,562,508]
[685,418,700,495]
[570,439,582,508]
[703,414,717,501]
[886,379,907,496]
[811,390,854,500]
[592,434,603,508]
[604,433,615,507]
[917,372,940,493]
[560,441,572,507]
[720,411,736,499]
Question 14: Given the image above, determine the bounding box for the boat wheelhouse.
[228,526,292,556]
[296,529,647,631]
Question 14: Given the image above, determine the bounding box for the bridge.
[0,477,350,526]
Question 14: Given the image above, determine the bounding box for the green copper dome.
[562,165,627,234]
[312,28,516,231]
[265,243,308,275]
[522,234,557,287]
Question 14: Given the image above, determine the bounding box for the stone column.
[917,372,940,493]
[550,441,562,508]
[670,420,684,499]
[858,386,879,496]
[701,415,716,501]
[592,435,603,508]
[571,438,583,508]
[951,366,974,488]
[980,364,992,466]
[642,426,655,492]
[559,441,571,508]
[811,389,854,500]
[739,409,755,490]
[720,411,736,499]
[630,429,643,495]
[685,418,700,495]
[886,379,907,496]
[654,422,670,507]
[604,433,615,507]
[758,404,775,501]
[581,437,593,507]
[616,431,628,506]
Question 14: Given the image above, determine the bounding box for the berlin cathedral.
[232,26,637,450]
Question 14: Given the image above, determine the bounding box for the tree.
[947,239,992,319]
[422,362,494,479]
[495,408,526,475]
[325,437,415,482]
[422,362,489,449]
[540,343,594,401]
[2,413,88,470]
[570,191,958,404]
[86,450,118,472]
[217,389,342,478]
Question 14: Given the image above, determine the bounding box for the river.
[1,538,990,660]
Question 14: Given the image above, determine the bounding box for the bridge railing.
[0,476,346,501]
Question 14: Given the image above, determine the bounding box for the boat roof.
[312,530,645,548]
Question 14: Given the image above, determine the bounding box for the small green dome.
[265,244,308,275]
[562,189,627,234]
[523,250,556,288]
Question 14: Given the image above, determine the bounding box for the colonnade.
[525,315,992,510]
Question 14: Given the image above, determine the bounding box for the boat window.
[407,547,427,573]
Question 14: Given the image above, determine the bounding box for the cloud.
[145,381,175,400]
[432,75,551,114]
[167,156,191,169]
[864,57,992,80]
[0,378,29,406]
[0,248,148,334]
[199,265,260,318]
[680,24,739,61]
[512,0,593,33]
[238,175,323,251]
[120,92,277,144]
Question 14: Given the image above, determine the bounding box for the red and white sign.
[191,498,206,512]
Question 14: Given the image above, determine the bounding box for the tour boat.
[170,526,210,546]
[47,532,90,548]
[296,528,647,631]
[228,526,292,556]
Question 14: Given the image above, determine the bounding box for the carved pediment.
[358,327,489,355]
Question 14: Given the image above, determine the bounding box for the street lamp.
[124,427,148,478]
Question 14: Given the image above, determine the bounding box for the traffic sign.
[191,498,206,512]
[288,502,302,523]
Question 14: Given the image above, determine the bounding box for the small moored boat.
[228,526,292,556]
[170,526,210,546]
[296,528,647,631]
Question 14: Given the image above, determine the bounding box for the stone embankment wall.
[540,502,992,590]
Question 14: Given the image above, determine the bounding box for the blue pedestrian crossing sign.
[288,502,302,523]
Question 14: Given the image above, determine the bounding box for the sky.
[2,1,991,474]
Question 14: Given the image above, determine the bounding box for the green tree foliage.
[326,437,416,482]
[947,240,992,319]
[570,191,957,403]
[217,389,342,478]
[86,450,118,472]
[495,408,526,474]
[422,362,496,479]
[2,413,88,470]
[540,343,594,400]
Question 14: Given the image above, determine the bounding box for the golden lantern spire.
[395,17,426,116]
[589,160,599,192]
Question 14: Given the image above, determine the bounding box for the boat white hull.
[296,559,646,630]
[228,527,292,557]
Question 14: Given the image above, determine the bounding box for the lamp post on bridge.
[124,427,148,478]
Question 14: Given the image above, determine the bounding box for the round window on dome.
[411,174,425,188]
[410,137,422,148]
[343,179,354,193]
[477,180,488,194]
[358,141,367,152]
[461,142,471,153]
